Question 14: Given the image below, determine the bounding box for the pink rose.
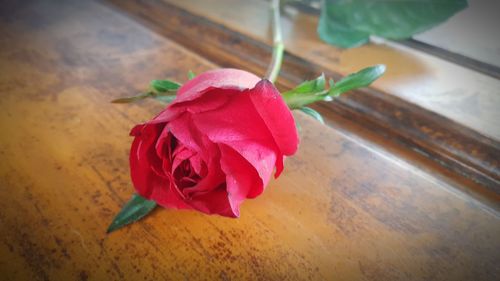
[129,69,299,217]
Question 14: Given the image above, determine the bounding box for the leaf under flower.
[107,193,157,233]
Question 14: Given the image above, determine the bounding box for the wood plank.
[0,0,499,280]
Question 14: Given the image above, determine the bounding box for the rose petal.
[175,68,260,102]
[149,180,192,210]
[171,144,195,173]
[182,142,226,198]
[152,87,238,124]
[167,113,203,155]
[129,123,167,197]
[248,79,299,157]
[219,144,263,217]
[191,93,278,186]
[150,69,259,124]
[187,185,235,217]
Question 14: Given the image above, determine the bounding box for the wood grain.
[105,0,500,197]
[0,0,499,280]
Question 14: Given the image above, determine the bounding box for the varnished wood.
[0,0,499,280]
[105,0,500,196]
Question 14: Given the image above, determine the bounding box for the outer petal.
[219,144,263,217]
[248,79,299,157]
[130,123,191,210]
[152,68,261,123]
[175,68,260,103]
[191,93,278,187]
[151,87,233,124]
[129,123,166,197]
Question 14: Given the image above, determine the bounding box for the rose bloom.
[129,69,298,217]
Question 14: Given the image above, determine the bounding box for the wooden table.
[0,0,498,280]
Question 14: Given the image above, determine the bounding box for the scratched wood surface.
[0,0,499,281]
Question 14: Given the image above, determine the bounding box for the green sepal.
[300,107,325,124]
[150,79,181,92]
[328,64,385,97]
[283,65,385,109]
[282,74,328,109]
[287,73,326,94]
[187,70,196,80]
[107,193,157,233]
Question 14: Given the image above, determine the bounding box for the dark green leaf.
[111,92,152,104]
[319,0,468,48]
[300,107,325,124]
[318,7,369,48]
[187,70,196,80]
[329,64,385,97]
[107,194,157,233]
[150,79,181,92]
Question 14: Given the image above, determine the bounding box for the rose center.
[172,158,201,189]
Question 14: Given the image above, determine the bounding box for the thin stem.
[265,0,284,83]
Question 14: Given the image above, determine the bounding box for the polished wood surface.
[108,0,500,197]
[0,0,499,280]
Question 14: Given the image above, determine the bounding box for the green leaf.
[111,92,152,104]
[187,70,196,80]
[150,79,181,92]
[318,7,369,48]
[329,64,385,97]
[318,0,468,48]
[107,194,157,233]
[300,107,325,124]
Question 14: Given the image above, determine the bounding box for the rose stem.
[265,0,284,84]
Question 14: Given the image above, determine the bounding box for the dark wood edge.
[102,0,500,194]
